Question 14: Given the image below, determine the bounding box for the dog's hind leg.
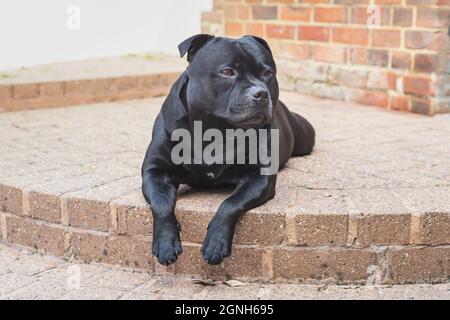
[288,111,315,156]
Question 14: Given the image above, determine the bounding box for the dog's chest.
[180,163,230,185]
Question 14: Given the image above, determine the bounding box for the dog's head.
[178,34,278,129]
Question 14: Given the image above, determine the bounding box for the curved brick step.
[0,54,186,112]
[0,93,449,284]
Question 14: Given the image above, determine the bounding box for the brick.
[367,49,389,67]
[301,0,333,3]
[173,243,263,280]
[367,70,391,90]
[252,5,277,20]
[224,4,238,20]
[414,54,437,73]
[420,213,450,244]
[65,80,95,97]
[177,209,213,243]
[372,30,401,48]
[334,0,369,3]
[201,11,222,24]
[404,76,434,96]
[6,215,66,256]
[392,51,411,70]
[406,0,443,3]
[116,203,152,236]
[294,213,348,246]
[390,96,410,111]
[238,5,251,20]
[356,90,389,108]
[298,26,329,42]
[416,7,450,28]
[213,0,224,9]
[0,184,22,215]
[12,84,39,100]
[267,0,295,3]
[225,22,243,36]
[266,24,295,39]
[357,214,411,246]
[0,85,12,100]
[280,6,311,21]
[312,83,346,100]
[312,45,347,64]
[279,42,310,60]
[375,0,401,3]
[393,7,412,26]
[136,74,163,91]
[352,7,390,25]
[384,247,448,284]
[405,31,444,50]
[411,97,433,114]
[244,23,264,36]
[39,82,64,98]
[72,231,153,270]
[26,190,61,223]
[328,67,367,88]
[0,212,6,240]
[332,27,368,45]
[67,198,111,232]
[111,76,137,93]
[349,47,366,65]
[235,211,285,245]
[273,248,377,283]
[71,230,108,263]
[315,7,348,23]
[294,62,328,81]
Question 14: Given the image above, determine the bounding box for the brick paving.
[0,55,185,111]
[0,92,449,284]
[1,243,449,300]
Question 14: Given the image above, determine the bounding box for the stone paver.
[0,92,449,284]
[0,243,448,300]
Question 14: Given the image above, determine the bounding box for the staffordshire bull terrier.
[142,34,315,266]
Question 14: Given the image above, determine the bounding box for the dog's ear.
[178,34,214,63]
[243,35,272,56]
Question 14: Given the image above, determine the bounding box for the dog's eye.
[262,69,273,78]
[220,68,235,77]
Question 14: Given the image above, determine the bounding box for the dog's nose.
[250,87,269,102]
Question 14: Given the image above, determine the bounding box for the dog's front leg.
[202,174,277,265]
[142,169,181,265]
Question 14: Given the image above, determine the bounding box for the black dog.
[142,34,315,266]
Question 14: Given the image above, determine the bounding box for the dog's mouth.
[232,113,267,129]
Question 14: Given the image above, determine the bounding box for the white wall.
[0,0,212,70]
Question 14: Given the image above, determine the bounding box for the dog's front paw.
[201,223,233,265]
[152,223,182,266]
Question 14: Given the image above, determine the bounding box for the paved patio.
[0,92,449,284]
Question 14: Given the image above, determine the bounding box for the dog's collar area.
[206,172,215,179]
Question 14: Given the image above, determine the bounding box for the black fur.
[142,35,315,265]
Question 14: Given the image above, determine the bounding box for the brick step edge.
[1,185,449,284]
[0,73,180,112]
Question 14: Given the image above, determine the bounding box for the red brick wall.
[202,0,449,115]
